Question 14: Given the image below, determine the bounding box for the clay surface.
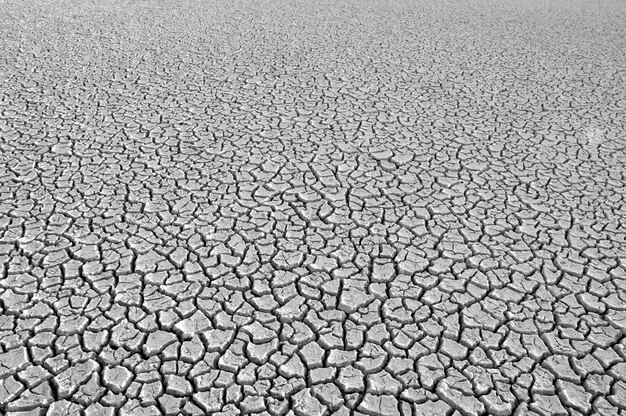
[1,0,625,415]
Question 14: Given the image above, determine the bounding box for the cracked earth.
[1,0,626,415]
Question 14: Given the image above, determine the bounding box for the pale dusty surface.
[1,0,626,415]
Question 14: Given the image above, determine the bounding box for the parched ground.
[1,0,625,415]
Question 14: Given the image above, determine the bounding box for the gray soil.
[0,0,625,415]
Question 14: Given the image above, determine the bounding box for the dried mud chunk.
[358,393,400,416]
[293,388,327,416]
[144,330,177,356]
[0,346,29,378]
[53,359,99,399]
[102,366,133,394]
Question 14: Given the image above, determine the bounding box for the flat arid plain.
[1,0,625,415]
